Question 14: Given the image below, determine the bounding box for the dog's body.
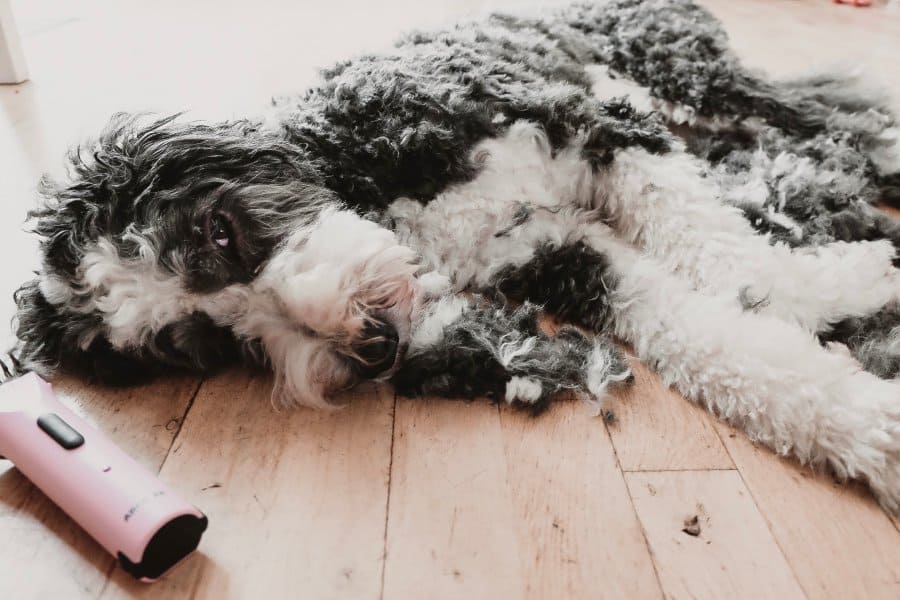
[12,0,900,508]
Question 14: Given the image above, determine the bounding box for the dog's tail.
[521,0,836,136]
[533,0,900,201]
[523,1,889,132]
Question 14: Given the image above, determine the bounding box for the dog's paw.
[824,341,855,359]
[504,376,544,404]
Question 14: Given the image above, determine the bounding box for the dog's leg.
[570,0,894,142]
[597,232,900,511]
[496,226,900,511]
[593,146,900,333]
[542,0,830,137]
[548,0,900,185]
[391,296,629,414]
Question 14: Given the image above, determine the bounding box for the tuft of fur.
[392,298,629,414]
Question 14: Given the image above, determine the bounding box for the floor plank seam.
[621,467,738,473]
[91,377,205,597]
[709,422,811,600]
[883,509,900,535]
[378,391,398,600]
[92,554,118,599]
[602,420,667,599]
[889,516,900,535]
[156,376,206,474]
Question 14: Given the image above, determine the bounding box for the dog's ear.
[150,312,255,373]
[12,278,152,385]
[14,278,264,385]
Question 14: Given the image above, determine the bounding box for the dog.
[11,0,900,509]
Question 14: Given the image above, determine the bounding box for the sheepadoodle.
[10,0,900,509]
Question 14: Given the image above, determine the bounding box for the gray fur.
[391,300,629,413]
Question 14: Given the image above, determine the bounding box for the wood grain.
[100,371,395,600]
[625,470,805,600]
[715,421,900,599]
[605,358,734,471]
[498,400,662,600]
[382,398,525,600]
[1,0,900,598]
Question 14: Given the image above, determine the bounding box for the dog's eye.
[210,214,232,248]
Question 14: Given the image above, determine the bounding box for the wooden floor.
[1,1,900,598]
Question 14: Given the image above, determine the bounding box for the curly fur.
[10,0,900,509]
[393,298,629,415]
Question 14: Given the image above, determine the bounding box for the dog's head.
[15,115,419,407]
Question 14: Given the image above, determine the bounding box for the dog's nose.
[352,321,400,378]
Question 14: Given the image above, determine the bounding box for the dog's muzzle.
[350,321,404,379]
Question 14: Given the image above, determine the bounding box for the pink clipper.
[0,373,207,581]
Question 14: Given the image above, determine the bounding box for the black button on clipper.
[37,413,85,450]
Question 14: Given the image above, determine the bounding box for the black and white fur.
[12,0,900,509]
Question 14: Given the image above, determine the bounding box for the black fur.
[490,240,617,332]
[14,278,150,385]
[32,115,330,284]
[275,46,671,210]
[392,301,628,413]
[14,278,261,382]
[15,1,677,382]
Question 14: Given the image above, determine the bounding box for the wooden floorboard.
[382,398,525,600]
[2,1,900,599]
[101,372,394,600]
[605,358,734,472]
[716,420,900,599]
[625,470,806,600]
[0,375,200,599]
[497,400,662,599]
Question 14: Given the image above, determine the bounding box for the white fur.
[595,147,900,332]
[505,376,543,404]
[586,64,656,114]
[390,120,900,509]
[581,344,631,416]
[498,336,538,367]
[388,121,594,291]
[869,126,900,176]
[59,234,191,349]
[67,208,420,408]
[222,208,419,407]
[408,295,470,351]
[392,121,900,334]
[586,229,900,510]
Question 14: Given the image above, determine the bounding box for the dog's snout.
[352,321,400,378]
